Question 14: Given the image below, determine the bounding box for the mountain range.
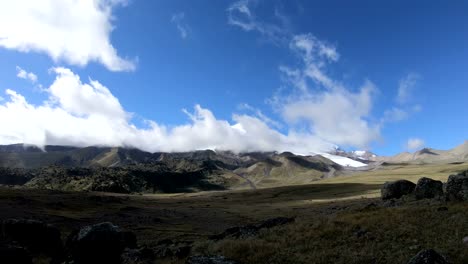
[0,141,467,193]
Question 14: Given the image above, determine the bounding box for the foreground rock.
[186,255,239,264]
[414,177,444,200]
[381,180,416,200]
[0,244,33,264]
[121,247,155,264]
[66,222,137,263]
[406,249,449,264]
[210,217,294,240]
[446,173,468,201]
[1,219,63,259]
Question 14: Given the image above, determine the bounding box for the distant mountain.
[0,144,345,193]
[326,148,377,165]
[376,141,468,164]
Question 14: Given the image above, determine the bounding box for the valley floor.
[2,162,468,263]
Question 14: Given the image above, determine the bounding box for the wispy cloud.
[381,73,422,125]
[397,73,420,104]
[171,12,189,39]
[227,0,289,45]
[0,0,135,71]
[406,138,425,151]
[16,66,37,83]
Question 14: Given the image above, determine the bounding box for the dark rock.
[66,222,137,264]
[1,219,63,258]
[186,255,239,264]
[381,180,416,200]
[446,173,468,201]
[121,247,155,264]
[210,217,294,240]
[257,217,294,229]
[210,225,258,240]
[414,177,444,200]
[437,206,448,212]
[406,249,449,264]
[0,244,33,264]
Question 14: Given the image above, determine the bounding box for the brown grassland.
[1,162,468,263]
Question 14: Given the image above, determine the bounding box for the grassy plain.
[1,162,468,263]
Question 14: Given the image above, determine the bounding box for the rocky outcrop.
[406,249,449,264]
[414,177,444,200]
[186,255,239,264]
[381,180,416,200]
[66,222,137,264]
[1,219,63,260]
[446,173,468,201]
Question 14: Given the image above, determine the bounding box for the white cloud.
[274,34,380,149]
[0,68,335,154]
[171,12,189,39]
[227,0,288,44]
[16,66,38,83]
[382,107,409,123]
[281,81,380,148]
[397,73,420,104]
[406,138,425,151]
[0,0,135,71]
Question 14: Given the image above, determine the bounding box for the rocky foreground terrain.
[1,169,468,264]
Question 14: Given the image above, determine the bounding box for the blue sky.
[0,0,466,155]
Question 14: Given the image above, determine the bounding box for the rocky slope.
[0,144,343,193]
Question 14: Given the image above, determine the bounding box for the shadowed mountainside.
[0,144,343,193]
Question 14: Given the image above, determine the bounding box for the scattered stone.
[66,222,137,264]
[381,180,416,200]
[463,237,468,246]
[257,217,294,229]
[414,177,444,200]
[186,255,239,264]
[0,244,33,264]
[210,217,294,240]
[437,206,448,212]
[446,173,468,201]
[1,219,63,258]
[406,249,449,264]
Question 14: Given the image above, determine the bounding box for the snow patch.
[319,153,367,167]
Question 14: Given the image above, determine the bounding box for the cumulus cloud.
[406,138,425,151]
[0,68,335,154]
[16,66,38,83]
[0,0,135,71]
[275,34,380,149]
[171,12,189,39]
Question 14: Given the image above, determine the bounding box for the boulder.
[406,249,449,264]
[1,219,63,258]
[186,255,239,264]
[0,244,33,264]
[381,180,416,200]
[446,173,468,201]
[414,177,444,200]
[121,247,155,264]
[66,222,137,264]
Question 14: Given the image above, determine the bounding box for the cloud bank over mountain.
[0,67,336,153]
